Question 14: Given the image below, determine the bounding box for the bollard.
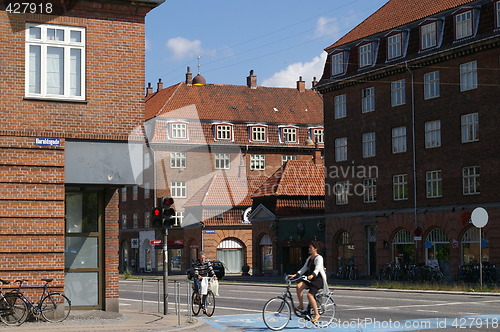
[141,278,144,312]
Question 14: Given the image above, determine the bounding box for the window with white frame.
[359,43,372,67]
[144,182,150,199]
[173,211,184,226]
[391,79,406,106]
[250,154,265,170]
[335,181,349,205]
[133,213,138,228]
[456,10,473,39]
[425,120,441,148]
[460,61,477,91]
[388,33,402,59]
[170,152,186,168]
[132,185,138,200]
[426,170,442,198]
[332,52,344,75]
[363,178,377,203]
[362,132,376,158]
[170,181,187,198]
[311,128,324,144]
[121,187,127,202]
[281,155,296,165]
[250,126,267,142]
[214,153,231,169]
[421,22,437,49]
[362,87,375,113]
[26,23,85,100]
[121,214,127,229]
[334,94,347,119]
[392,127,407,153]
[215,124,233,140]
[335,137,348,161]
[144,211,151,228]
[497,1,500,28]
[393,174,408,201]
[282,127,297,143]
[463,166,480,195]
[424,71,440,99]
[461,112,479,143]
[170,123,187,139]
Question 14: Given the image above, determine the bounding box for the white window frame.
[426,170,442,198]
[391,79,406,106]
[215,124,233,141]
[335,181,349,205]
[424,71,440,99]
[214,153,231,170]
[392,127,407,153]
[281,127,298,143]
[335,137,348,162]
[462,166,480,195]
[332,52,344,75]
[363,178,377,203]
[362,132,376,158]
[393,174,408,201]
[359,43,372,67]
[361,87,375,113]
[421,21,437,49]
[455,10,473,40]
[133,213,138,228]
[170,122,188,139]
[460,61,477,91]
[250,154,265,171]
[250,126,267,142]
[334,94,347,119]
[144,211,151,228]
[461,112,479,143]
[310,128,324,144]
[281,155,296,165]
[170,181,187,198]
[425,120,441,148]
[25,23,86,100]
[170,152,186,169]
[387,33,402,59]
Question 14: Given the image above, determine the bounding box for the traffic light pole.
[163,228,168,315]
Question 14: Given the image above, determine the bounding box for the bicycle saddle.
[42,278,53,283]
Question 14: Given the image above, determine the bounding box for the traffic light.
[161,196,176,228]
[151,207,162,228]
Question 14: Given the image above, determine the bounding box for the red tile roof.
[252,161,324,197]
[145,82,323,124]
[326,0,476,50]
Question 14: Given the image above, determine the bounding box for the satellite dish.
[471,207,488,228]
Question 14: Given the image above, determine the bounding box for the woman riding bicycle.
[289,241,328,322]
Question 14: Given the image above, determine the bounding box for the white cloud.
[315,16,341,39]
[262,52,327,88]
[165,37,216,61]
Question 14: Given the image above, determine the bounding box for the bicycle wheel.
[191,292,201,316]
[312,293,336,328]
[203,290,215,317]
[40,293,71,322]
[262,297,291,331]
[0,293,28,326]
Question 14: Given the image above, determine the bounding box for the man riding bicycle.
[192,251,217,312]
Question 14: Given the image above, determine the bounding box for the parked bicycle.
[12,278,71,323]
[262,275,336,330]
[0,279,28,326]
[191,276,215,317]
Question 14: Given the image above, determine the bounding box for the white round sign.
[471,207,488,228]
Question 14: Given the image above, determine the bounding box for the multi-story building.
[317,0,500,280]
[119,69,323,274]
[0,0,163,310]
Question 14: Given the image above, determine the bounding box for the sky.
[145,0,388,90]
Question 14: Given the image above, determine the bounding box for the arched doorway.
[217,238,244,273]
[336,231,355,276]
[425,228,450,277]
[461,227,488,263]
[259,234,273,274]
[392,229,415,264]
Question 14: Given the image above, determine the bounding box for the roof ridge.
[158,82,184,116]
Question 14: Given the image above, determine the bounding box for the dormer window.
[331,52,344,75]
[249,125,267,142]
[309,127,324,144]
[169,122,188,139]
[214,123,233,141]
[279,126,298,144]
[455,10,473,39]
[387,33,402,59]
[359,42,373,67]
[421,21,437,49]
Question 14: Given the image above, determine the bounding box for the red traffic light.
[152,208,161,217]
[162,197,174,205]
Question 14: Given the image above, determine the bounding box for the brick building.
[119,70,323,275]
[316,0,500,280]
[0,0,163,310]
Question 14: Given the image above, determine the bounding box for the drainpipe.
[406,62,418,263]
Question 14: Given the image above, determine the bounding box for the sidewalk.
[0,310,203,332]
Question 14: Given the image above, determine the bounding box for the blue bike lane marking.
[200,314,500,331]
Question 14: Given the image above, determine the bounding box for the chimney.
[186,66,193,86]
[145,82,153,97]
[247,70,257,89]
[157,78,163,92]
[297,76,305,93]
[312,77,318,88]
